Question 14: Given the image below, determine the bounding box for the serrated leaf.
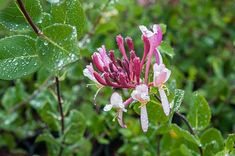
[0,35,40,80]
[36,24,79,72]
[172,89,185,112]
[158,41,175,58]
[0,0,42,31]
[187,93,211,131]
[51,0,86,38]
[200,128,224,155]
[170,124,200,146]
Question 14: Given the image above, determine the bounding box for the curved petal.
[140,105,149,132]
[158,87,170,116]
[110,92,123,106]
[117,110,127,128]
[163,68,171,83]
[103,104,113,111]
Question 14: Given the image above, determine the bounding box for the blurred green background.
[0,0,234,155]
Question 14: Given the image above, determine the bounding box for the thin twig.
[16,0,43,36]
[55,77,64,134]
[16,1,65,155]
[157,135,161,156]
[55,77,65,156]
[174,112,195,135]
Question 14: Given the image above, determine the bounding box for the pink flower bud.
[125,37,134,51]
[92,53,104,72]
[116,35,128,60]
[93,71,107,86]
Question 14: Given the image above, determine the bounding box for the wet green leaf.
[0,0,42,31]
[200,128,224,155]
[187,93,211,131]
[36,24,79,72]
[51,0,86,38]
[0,35,40,80]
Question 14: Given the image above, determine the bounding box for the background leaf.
[0,35,40,80]
[0,0,42,31]
[187,92,211,131]
[51,0,86,38]
[200,128,224,155]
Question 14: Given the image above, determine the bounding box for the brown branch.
[55,77,64,134]
[16,0,43,36]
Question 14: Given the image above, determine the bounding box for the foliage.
[0,0,234,156]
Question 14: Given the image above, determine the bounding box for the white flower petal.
[103,104,113,111]
[83,68,98,83]
[110,92,123,106]
[117,110,127,128]
[140,105,149,132]
[158,88,170,116]
[163,68,171,83]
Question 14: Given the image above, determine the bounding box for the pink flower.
[103,92,127,128]
[139,24,163,83]
[139,24,162,49]
[131,84,150,132]
[153,51,171,116]
[131,84,150,104]
[84,24,172,132]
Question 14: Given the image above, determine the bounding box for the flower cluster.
[83,24,171,132]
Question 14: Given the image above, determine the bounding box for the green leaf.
[36,24,79,72]
[64,110,86,144]
[0,0,42,31]
[36,132,60,156]
[200,128,224,155]
[180,144,194,156]
[159,23,167,34]
[225,134,235,151]
[0,0,12,10]
[0,35,40,80]
[158,41,175,58]
[170,124,200,146]
[51,0,86,38]
[172,89,185,112]
[187,93,211,131]
[2,80,28,110]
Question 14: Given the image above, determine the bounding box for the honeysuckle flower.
[84,24,171,132]
[139,24,163,83]
[131,84,150,132]
[153,51,171,115]
[131,84,150,104]
[104,92,127,128]
[139,24,162,49]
